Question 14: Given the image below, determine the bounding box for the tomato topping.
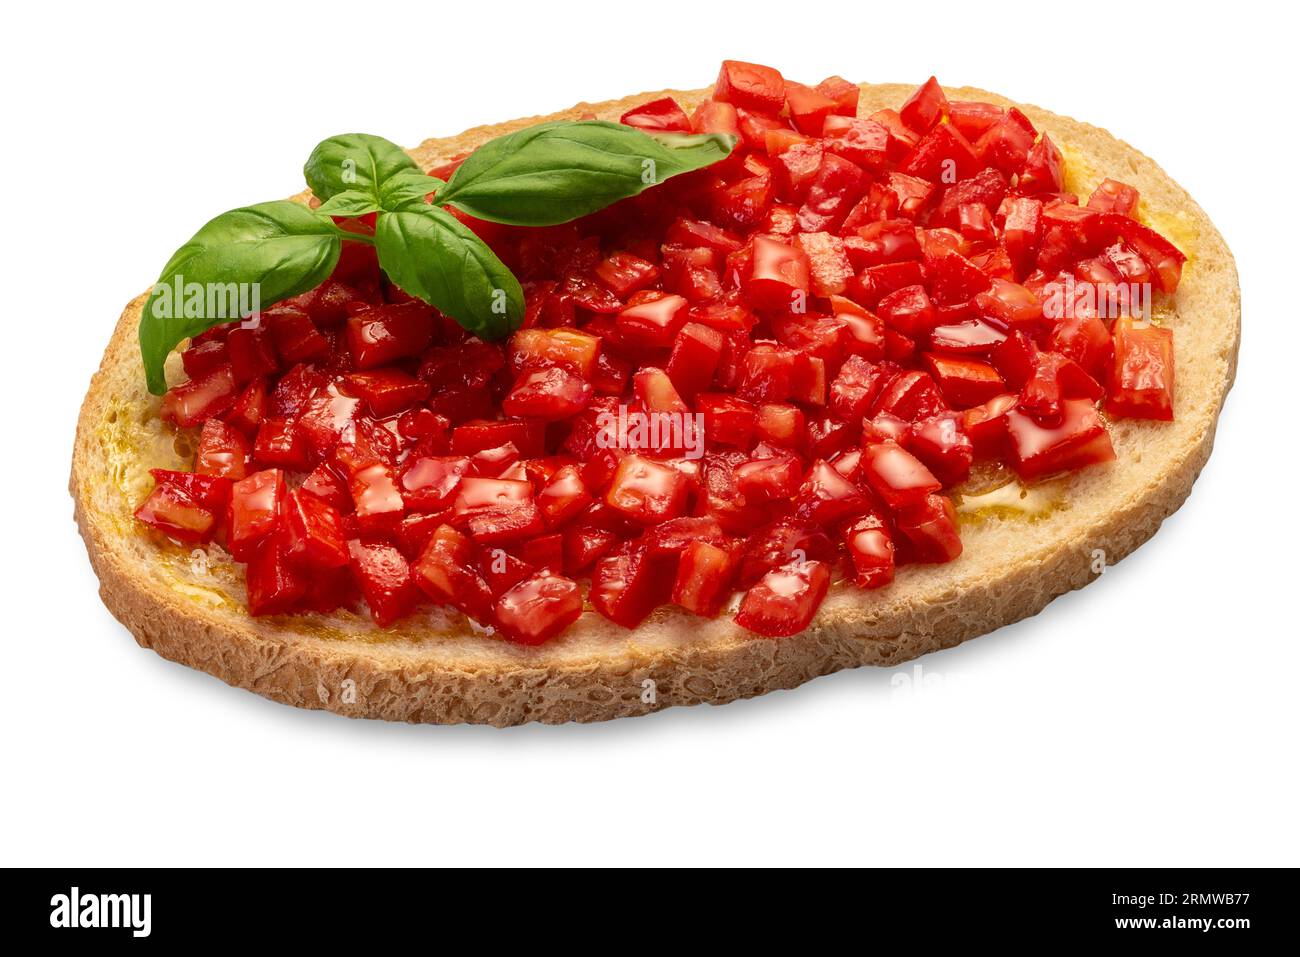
[227,469,286,561]
[138,64,1189,641]
[714,60,786,115]
[1106,318,1174,420]
[736,559,831,637]
[1005,398,1116,480]
[619,97,692,133]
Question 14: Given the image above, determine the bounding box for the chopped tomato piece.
[714,60,786,114]
[195,418,250,479]
[348,540,418,627]
[283,490,349,570]
[736,559,831,637]
[1106,318,1174,420]
[494,573,584,645]
[345,302,433,369]
[899,76,949,132]
[605,455,690,524]
[619,97,692,133]
[844,516,895,589]
[1005,398,1116,480]
[134,482,216,543]
[616,294,688,348]
[860,441,942,510]
[246,535,308,616]
[784,81,838,136]
[503,365,593,420]
[227,469,286,561]
[160,365,238,427]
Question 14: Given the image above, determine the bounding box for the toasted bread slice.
[71,83,1239,725]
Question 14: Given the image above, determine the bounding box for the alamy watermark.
[150,274,261,327]
[595,405,705,460]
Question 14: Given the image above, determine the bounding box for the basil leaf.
[315,189,382,217]
[436,120,736,226]
[380,170,445,211]
[374,205,523,340]
[303,133,420,204]
[139,201,340,394]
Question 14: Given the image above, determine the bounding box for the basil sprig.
[139,124,735,394]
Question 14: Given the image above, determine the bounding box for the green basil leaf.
[379,170,445,211]
[436,120,736,226]
[139,201,341,394]
[314,189,382,217]
[303,133,420,203]
[374,205,523,341]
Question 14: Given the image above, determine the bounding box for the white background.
[3,1,1296,867]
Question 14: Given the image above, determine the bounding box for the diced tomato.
[503,365,593,420]
[822,116,890,171]
[876,284,938,339]
[246,535,308,616]
[605,455,689,524]
[594,251,661,298]
[620,97,692,133]
[591,541,672,628]
[346,302,433,369]
[714,60,786,114]
[1088,178,1140,217]
[283,489,349,569]
[736,559,831,637]
[493,573,583,645]
[252,416,313,472]
[452,477,543,544]
[961,393,1018,457]
[182,339,229,380]
[226,323,280,384]
[923,354,1006,409]
[349,463,405,534]
[1019,135,1065,195]
[814,75,860,115]
[450,419,545,458]
[1004,398,1116,480]
[799,154,869,233]
[400,455,469,512]
[748,236,811,311]
[664,322,723,401]
[901,123,979,184]
[900,76,949,133]
[784,81,838,136]
[975,107,1037,174]
[160,365,238,427]
[691,100,741,137]
[948,100,1004,141]
[616,294,688,348]
[793,459,871,525]
[268,307,330,365]
[223,377,267,436]
[134,481,216,543]
[860,441,942,510]
[895,493,962,563]
[412,524,494,623]
[1106,318,1174,420]
[795,232,854,297]
[348,540,418,627]
[339,370,429,417]
[669,540,736,617]
[195,418,250,479]
[227,469,286,561]
[843,516,893,588]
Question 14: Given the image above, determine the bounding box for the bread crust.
[71,83,1240,725]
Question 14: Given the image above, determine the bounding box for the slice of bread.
[71,83,1239,726]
